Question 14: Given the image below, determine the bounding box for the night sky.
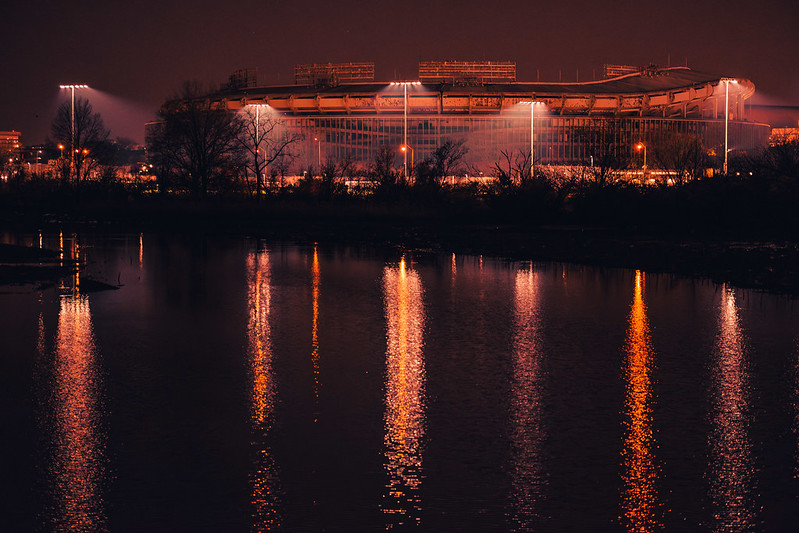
[2,0,797,145]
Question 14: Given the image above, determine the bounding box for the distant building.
[0,130,22,156]
[171,63,771,174]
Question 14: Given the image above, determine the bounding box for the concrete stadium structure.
[212,64,770,175]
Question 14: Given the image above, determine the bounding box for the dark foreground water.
[1,231,798,532]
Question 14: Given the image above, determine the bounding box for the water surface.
[1,232,798,531]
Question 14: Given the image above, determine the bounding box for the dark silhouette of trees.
[417,138,469,186]
[372,144,399,189]
[493,148,532,189]
[236,106,302,198]
[652,132,707,184]
[764,139,799,178]
[51,97,110,186]
[148,82,244,198]
[573,119,632,184]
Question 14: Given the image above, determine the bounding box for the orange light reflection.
[708,286,758,531]
[311,246,320,420]
[620,271,662,532]
[247,249,282,530]
[382,257,426,528]
[48,294,107,531]
[508,266,547,529]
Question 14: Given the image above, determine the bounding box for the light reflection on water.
[247,248,282,530]
[3,233,796,531]
[620,271,662,532]
[382,257,426,528]
[507,265,547,530]
[707,286,759,532]
[311,245,321,420]
[45,293,107,532]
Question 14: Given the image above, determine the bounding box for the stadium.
[209,61,770,176]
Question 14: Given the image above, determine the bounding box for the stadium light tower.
[520,100,544,178]
[720,78,738,175]
[390,81,421,178]
[59,84,89,180]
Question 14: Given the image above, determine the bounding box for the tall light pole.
[720,78,737,175]
[390,81,421,179]
[313,136,321,175]
[59,84,88,181]
[520,100,543,178]
[401,144,414,181]
[636,142,647,171]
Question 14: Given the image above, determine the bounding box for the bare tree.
[372,144,399,188]
[417,138,469,186]
[147,82,244,198]
[573,119,632,185]
[653,132,707,184]
[237,106,302,198]
[493,148,532,188]
[51,97,110,186]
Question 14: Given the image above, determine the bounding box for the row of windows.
[284,116,768,171]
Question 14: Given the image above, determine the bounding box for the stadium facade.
[210,62,770,175]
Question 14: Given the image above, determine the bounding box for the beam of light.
[619,271,662,532]
[707,286,759,531]
[311,246,321,422]
[382,256,426,528]
[138,233,144,269]
[44,293,107,532]
[507,265,548,530]
[247,248,282,530]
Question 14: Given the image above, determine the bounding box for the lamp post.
[401,144,414,181]
[313,136,321,175]
[59,84,88,181]
[720,78,737,175]
[520,100,543,178]
[636,142,647,171]
[390,81,421,178]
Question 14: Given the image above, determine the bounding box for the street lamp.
[720,78,738,175]
[520,100,544,178]
[313,136,321,175]
[59,84,89,181]
[390,81,421,178]
[400,144,414,181]
[636,142,647,171]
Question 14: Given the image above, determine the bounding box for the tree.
[372,144,399,189]
[652,132,707,184]
[236,106,302,198]
[764,139,799,179]
[573,119,632,185]
[51,97,110,186]
[493,148,532,189]
[148,82,244,198]
[415,138,469,187]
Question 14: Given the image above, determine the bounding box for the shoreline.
[2,197,797,296]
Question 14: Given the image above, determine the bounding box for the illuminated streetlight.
[390,81,421,178]
[636,142,647,171]
[313,136,321,175]
[400,144,414,181]
[720,78,738,175]
[59,84,89,181]
[520,100,544,178]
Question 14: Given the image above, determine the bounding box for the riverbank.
[2,195,798,295]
